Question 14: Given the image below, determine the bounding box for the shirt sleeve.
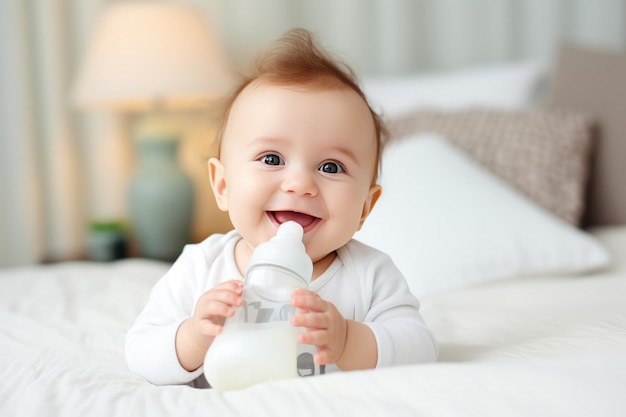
[125,244,210,385]
[353,243,438,367]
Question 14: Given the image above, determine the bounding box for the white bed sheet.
[1,227,626,417]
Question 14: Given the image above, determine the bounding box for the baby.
[125,28,437,387]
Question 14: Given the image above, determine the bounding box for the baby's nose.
[281,166,318,196]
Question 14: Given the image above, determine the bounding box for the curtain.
[1,0,625,267]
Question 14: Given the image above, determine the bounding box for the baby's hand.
[290,288,347,365]
[189,279,243,348]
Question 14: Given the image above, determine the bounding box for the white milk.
[204,321,299,391]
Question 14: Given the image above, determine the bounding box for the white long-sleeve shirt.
[125,230,437,386]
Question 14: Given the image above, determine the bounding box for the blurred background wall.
[1,0,625,266]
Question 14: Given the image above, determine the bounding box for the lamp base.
[128,130,193,261]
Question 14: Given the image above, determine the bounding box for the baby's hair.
[214,28,387,183]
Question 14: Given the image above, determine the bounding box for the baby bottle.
[204,221,313,391]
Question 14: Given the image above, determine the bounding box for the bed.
[2,45,626,416]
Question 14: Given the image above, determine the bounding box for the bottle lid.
[247,221,313,285]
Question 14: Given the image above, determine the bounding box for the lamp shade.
[73,1,230,111]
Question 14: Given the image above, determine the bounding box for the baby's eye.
[319,161,344,174]
[260,154,283,166]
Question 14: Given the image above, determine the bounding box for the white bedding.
[2,227,626,417]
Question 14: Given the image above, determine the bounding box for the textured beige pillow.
[549,44,626,227]
[388,108,595,225]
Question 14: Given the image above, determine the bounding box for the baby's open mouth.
[269,211,319,229]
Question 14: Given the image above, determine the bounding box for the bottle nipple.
[274,220,303,242]
[247,221,312,285]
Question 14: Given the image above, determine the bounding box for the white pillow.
[354,134,610,298]
[361,61,545,118]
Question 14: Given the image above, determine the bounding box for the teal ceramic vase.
[128,135,193,261]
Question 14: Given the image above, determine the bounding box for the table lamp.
[73,1,230,261]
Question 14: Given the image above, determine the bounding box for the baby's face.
[211,81,380,263]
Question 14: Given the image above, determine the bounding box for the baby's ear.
[358,184,382,230]
[208,158,228,211]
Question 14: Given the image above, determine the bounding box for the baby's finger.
[297,328,329,346]
[290,290,326,312]
[213,279,244,294]
[201,285,243,308]
[291,310,328,329]
[196,298,235,320]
